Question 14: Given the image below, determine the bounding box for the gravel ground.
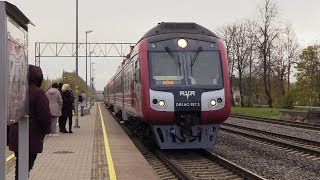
[225,117,320,142]
[211,131,320,180]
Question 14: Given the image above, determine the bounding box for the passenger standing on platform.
[58,83,64,132]
[9,65,51,180]
[79,90,86,116]
[61,84,74,133]
[46,82,63,136]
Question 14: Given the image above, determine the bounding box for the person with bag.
[8,65,51,179]
[46,82,63,136]
[61,84,74,133]
[79,90,86,116]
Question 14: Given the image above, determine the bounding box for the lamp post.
[85,30,93,108]
[74,0,80,128]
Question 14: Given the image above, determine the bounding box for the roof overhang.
[2,1,34,30]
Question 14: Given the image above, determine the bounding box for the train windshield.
[148,50,223,89]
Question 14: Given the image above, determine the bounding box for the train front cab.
[138,35,231,149]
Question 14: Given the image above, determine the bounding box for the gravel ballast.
[225,117,320,142]
[211,131,320,180]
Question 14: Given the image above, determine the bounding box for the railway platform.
[5,103,158,180]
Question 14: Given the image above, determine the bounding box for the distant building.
[233,89,241,106]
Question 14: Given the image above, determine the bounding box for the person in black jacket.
[61,84,74,133]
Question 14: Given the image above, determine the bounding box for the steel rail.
[198,150,266,180]
[221,125,320,157]
[153,150,192,180]
[230,114,320,131]
[223,123,320,147]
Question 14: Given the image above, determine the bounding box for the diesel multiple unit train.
[104,22,231,149]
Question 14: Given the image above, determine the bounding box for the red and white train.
[104,22,231,149]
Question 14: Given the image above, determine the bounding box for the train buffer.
[6,103,158,180]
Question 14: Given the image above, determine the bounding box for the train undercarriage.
[106,104,220,149]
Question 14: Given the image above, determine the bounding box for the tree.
[40,77,53,92]
[58,71,90,95]
[283,25,299,92]
[273,24,299,106]
[255,0,280,107]
[219,25,237,106]
[295,45,320,106]
[242,20,258,107]
[220,20,258,107]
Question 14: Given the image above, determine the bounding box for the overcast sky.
[5,0,320,90]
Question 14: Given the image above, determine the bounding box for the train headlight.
[177,38,188,48]
[158,100,166,107]
[210,99,217,106]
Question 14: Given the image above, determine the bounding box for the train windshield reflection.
[149,51,223,88]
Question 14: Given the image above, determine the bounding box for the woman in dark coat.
[61,84,74,133]
[9,65,51,179]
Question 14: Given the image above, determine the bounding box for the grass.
[231,107,307,119]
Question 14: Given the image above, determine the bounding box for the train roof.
[141,22,218,39]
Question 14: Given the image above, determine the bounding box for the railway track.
[230,114,320,131]
[156,149,265,180]
[106,107,264,180]
[221,123,320,161]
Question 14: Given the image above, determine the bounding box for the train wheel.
[143,125,155,147]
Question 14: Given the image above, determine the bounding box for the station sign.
[0,1,32,125]
[7,16,29,124]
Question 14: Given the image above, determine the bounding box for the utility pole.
[74,0,80,128]
[85,30,92,108]
[89,52,94,107]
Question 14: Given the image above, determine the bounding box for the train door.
[122,66,124,109]
[133,54,142,115]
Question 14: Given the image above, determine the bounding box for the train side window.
[134,58,141,82]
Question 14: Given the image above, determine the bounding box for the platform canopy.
[2,1,34,29]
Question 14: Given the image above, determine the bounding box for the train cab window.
[149,52,183,85]
[149,51,222,89]
[191,51,222,87]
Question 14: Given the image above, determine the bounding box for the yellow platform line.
[6,154,15,162]
[98,103,117,180]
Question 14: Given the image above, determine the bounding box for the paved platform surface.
[99,103,159,180]
[5,103,159,180]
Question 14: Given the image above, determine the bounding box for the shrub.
[282,93,294,109]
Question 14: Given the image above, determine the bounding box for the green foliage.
[232,107,306,119]
[295,45,320,105]
[40,78,53,92]
[58,71,90,95]
[232,107,281,119]
[282,92,294,109]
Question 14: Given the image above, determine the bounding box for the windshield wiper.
[191,47,203,67]
[165,47,181,67]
